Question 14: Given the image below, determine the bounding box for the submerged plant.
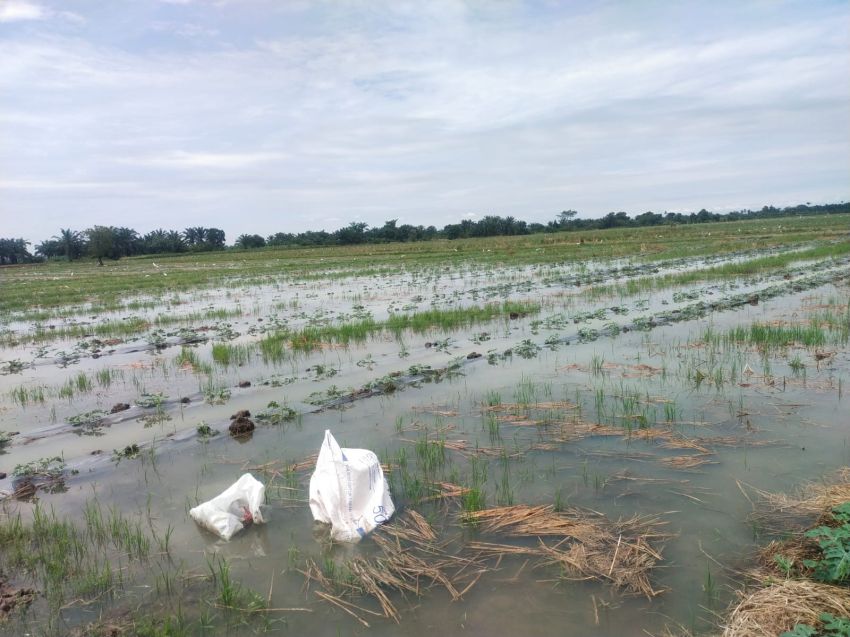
[203,384,231,405]
[196,422,218,439]
[68,409,107,427]
[113,444,141,460]
[1,359,28,374]
[514,339,541,359]
[255,401,298,425]
[803,502,850,584]
[782,614,850,637]
[136,392,168,408]
[13,456,66,479]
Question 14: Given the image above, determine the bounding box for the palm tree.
[35,239,62,259]
[183,227,207,247]
[165,230,186,253]
[0,238,32,264]
[53,228,82,261]
[112,227,140,257]
[143,229,168,254]
[143,229,186,254]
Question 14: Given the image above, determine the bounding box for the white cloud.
[0,179,130,191]
[150,20,218,37]
[0,1,847,244]
[0,0,46,22]
[128,151,288,169]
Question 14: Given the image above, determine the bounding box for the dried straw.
[743,468,850,531]
[418,481,472,504]
[659,454,717,469]
[308,510,488,624]
[758,468,850,515]
[722,579,850,637]
[463,504,668,597]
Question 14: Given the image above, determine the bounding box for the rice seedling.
[0,216,848,635]
[788,354,806,375]
[174,346,200,368]
[717,323,830,351]
[591,354,605,375]
[258,331,289,364]
[513,376,537,408]
[415,434,446,474]
[495,452,514,506]
[211,342,251,366]
[95,367,121,388]
[485,412,501,441]
[9,384,46,406]
[553,487,567,512]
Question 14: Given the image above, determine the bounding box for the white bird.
[152,262,160,269]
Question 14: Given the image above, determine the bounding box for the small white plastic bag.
[189,473,266,540]
[309,430,395,542]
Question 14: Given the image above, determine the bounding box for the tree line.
[231,202,850,248]
[5,226,228,265]
[0,202,847,265]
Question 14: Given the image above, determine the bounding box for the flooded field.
[1,217,849,636]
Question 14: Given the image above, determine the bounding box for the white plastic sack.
[189,473,266,540]
[309,430,395,542]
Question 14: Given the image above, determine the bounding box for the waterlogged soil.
[0,244,848,636]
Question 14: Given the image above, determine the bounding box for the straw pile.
[758,536,820,578]
[463,504,668,597]
[304,510,488,626]
[422,481,472,502]
[659,454,717,469]
[719,468,850,636]
[758,468,850,516]
[744,467,850,531]
[722,579,850,637]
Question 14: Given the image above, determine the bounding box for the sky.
[1,0,849,246]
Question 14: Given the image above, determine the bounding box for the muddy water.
[0,253,848,636]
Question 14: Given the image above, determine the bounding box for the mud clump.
[180,396,191,404]
[467,352,482,360]
[238,381,251,388]
[0,574,36,617]
[229,418,255,436]
[11,477,37,501]
[229,410,255,437]
[110,403,130,414]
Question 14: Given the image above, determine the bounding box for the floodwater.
[1,247,848,636]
